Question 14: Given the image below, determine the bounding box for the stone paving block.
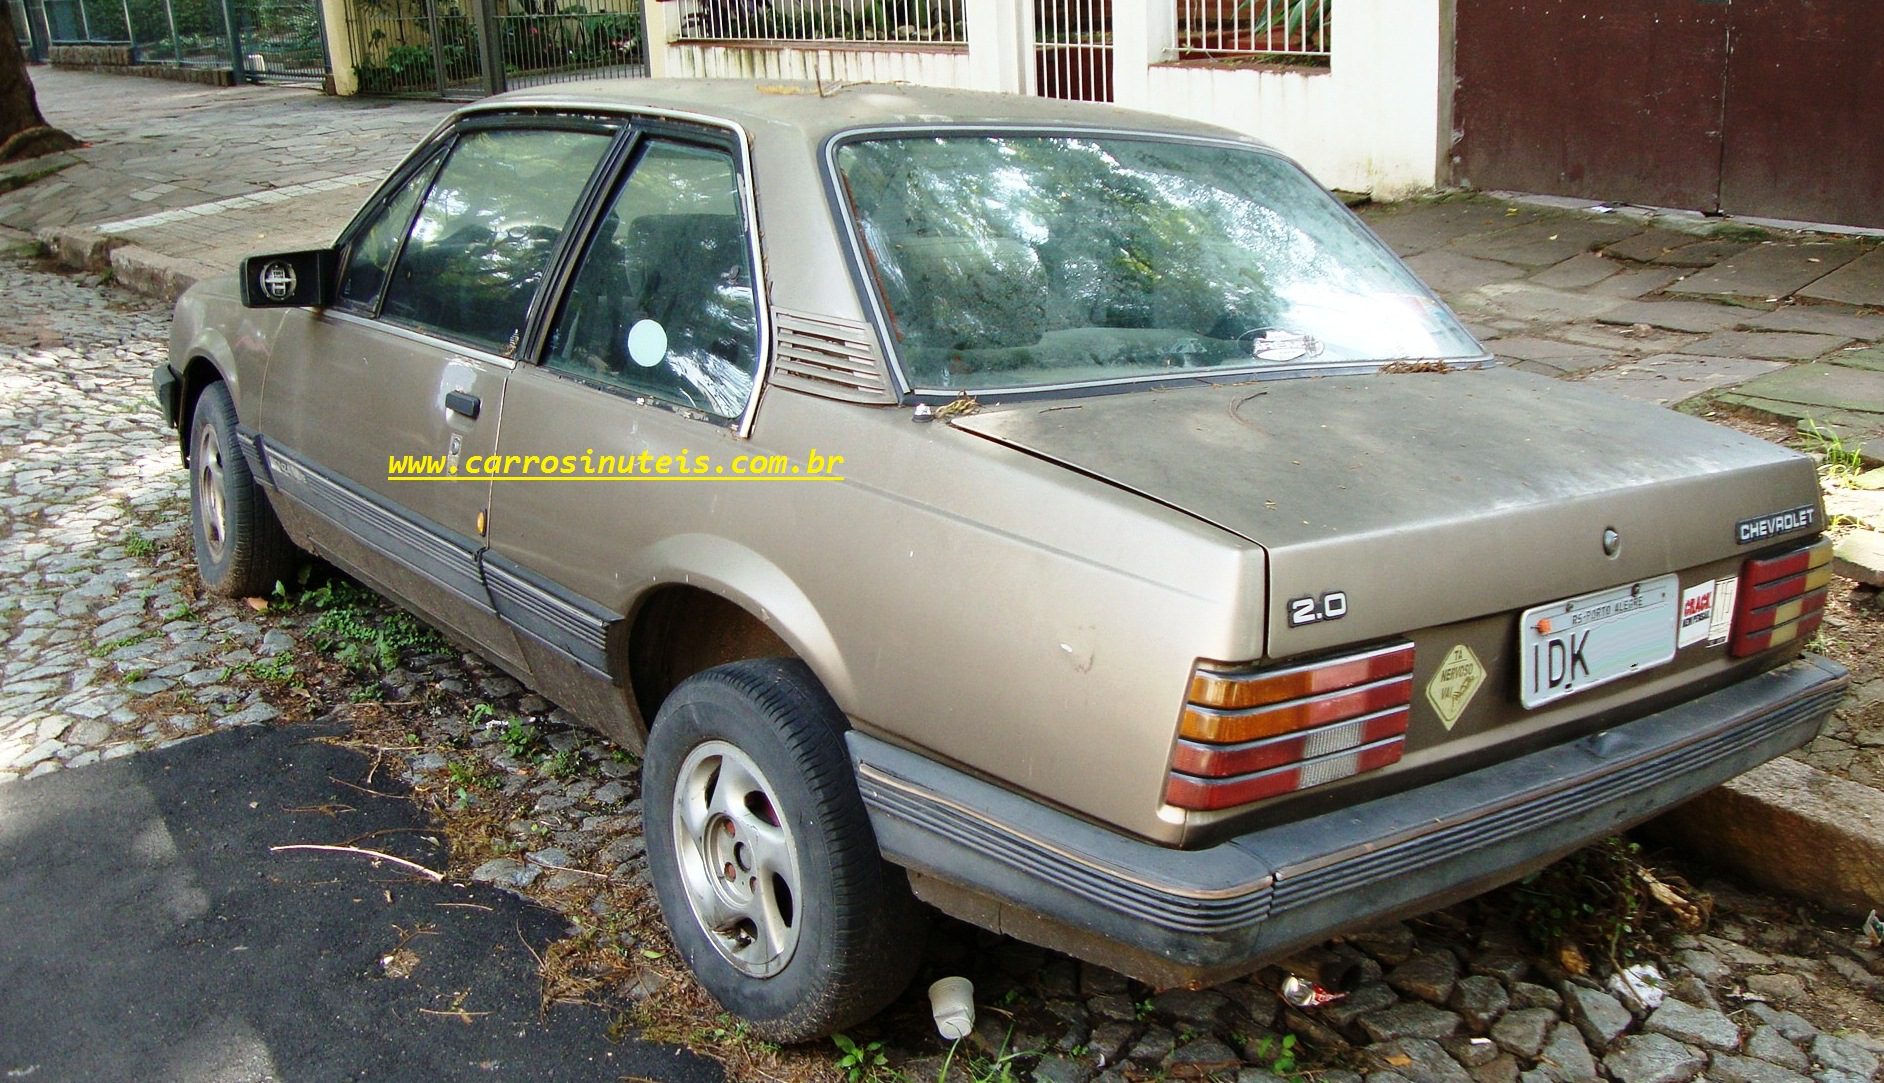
[1712,1056,1815,1083]
[1667,242,1866,301]
[1587,265,1686,299]
[1466,282,1625,324]
[1360,199,1557,257]
[1578,354,1786,407]
[1835,532,1884,589]
[1603,1034,1706,1083]
[1810,1035,1881,1081]
[1537,1024,1602,1083]
[1406,249,1533,295]
[1450,217,1644,268]
[1798,248,1884,308]
[1676,330,1853,361]
[1366,1038,1475,1083]
[1563,985,1633,1051]
[1528,252,1622,289]
[1652,238,1759,268]
[1597,299,1750,334]
[1715,360,1884,420]
[1748,1027,1814,1072]
[1361,1002,1466,1043]
[1485,336,1612,375]
[1643,999,1740,1052]
[1604,228,1716,265]
[1748,306,1884,343]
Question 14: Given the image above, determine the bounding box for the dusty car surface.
[155,79,1849,1041]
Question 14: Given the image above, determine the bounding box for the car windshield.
[833,133,1483,393]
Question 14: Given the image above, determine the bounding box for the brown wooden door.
[1718,0,1884,227]
[1454,0,1884,229]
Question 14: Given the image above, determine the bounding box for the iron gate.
[1455,0,1884,229]
[240,0,330,82]
[1033,0,1109,101]
[347,0,645,100]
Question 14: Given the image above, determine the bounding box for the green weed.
[832,1034,888,1083]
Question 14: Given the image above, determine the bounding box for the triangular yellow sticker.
[1426,644,1485,731]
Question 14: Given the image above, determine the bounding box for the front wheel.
[642,658,925,1042]
[189,381,297,597]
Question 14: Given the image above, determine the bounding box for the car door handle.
[445,390,481,419]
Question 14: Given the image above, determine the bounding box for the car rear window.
[833,134,1482,393]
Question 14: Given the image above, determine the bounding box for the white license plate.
[1519,575,1680,708]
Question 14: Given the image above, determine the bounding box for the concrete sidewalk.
[1,67,448,295]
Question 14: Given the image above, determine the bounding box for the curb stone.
[106,245,213,303]
[1649,757,1884,915]
[38,225,120,271]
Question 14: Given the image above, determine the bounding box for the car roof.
[463,78,1271,150]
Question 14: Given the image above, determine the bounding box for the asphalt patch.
[0,723,722,1083]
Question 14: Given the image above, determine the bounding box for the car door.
[479,128,769,720]
[254,117,619,667]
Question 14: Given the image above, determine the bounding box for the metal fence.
[1035,0,1109,102]
[25,0,329,82]
[10,0,36,45]
[348,0,645,100]
[241,0,329,81]
[43,0,132,43]
[1174,0,1329,61]
[495,0,645,90]
[670,0,965,45]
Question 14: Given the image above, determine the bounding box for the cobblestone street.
[5,247,1884,1082]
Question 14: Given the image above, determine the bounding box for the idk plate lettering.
[1519,575,1679,709]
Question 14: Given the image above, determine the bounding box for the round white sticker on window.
[627,319,668,368]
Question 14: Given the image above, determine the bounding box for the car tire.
[189,380,297,598]
[643,657,926,1042]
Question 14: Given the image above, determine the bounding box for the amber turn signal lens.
[1730,539,1832,659]
[1167,641,1415,812]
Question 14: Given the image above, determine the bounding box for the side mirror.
[239,249,339,308]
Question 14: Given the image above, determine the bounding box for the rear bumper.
[850,655,1848,986]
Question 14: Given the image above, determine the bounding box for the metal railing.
[31,0,327,83]
[242,0,329,81]
[670,0,965,45]
[496,0,645,90]
[9,0,33,45]
[43,0,132,43]
[1174,0,1329,61]
[1035,0,1109,102]
[347,0,483,96]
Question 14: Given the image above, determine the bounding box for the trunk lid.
[950,367,1821,659]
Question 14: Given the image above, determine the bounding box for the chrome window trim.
[322,309,519,371]
[459,102,773,439]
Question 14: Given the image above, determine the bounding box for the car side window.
[544,140,759,421]
[382,127,613,355]
[336,154,440,310]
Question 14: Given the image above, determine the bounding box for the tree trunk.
[0,2,80,163]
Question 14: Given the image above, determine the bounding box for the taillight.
[1729,538,1832,658]
[1165,642,1414,811]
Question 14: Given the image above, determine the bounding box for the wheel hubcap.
[195,422,228,563]
[670,740,803,977]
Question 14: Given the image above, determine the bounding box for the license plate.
[1519,575,1679,708]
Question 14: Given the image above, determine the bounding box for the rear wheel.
[643,658,925,1042]
[189,381,297,598]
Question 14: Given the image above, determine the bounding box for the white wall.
[637,0,1447,197]
[1129,0,1446,196]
